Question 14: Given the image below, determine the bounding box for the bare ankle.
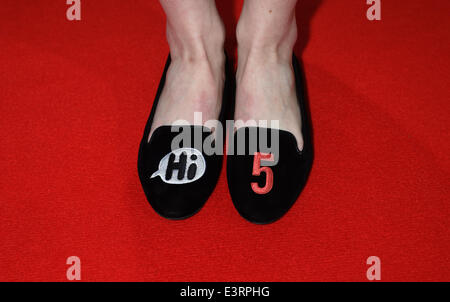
[236,14,297,64]
[166,18,225,65]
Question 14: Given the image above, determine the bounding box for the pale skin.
[151,0,303,151]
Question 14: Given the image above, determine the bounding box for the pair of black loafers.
[138,54,313,224]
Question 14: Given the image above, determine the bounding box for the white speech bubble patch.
[150,148,206,184]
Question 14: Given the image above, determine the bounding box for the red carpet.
[1,0,449,281]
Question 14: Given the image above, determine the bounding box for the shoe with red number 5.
[226,55,313,224]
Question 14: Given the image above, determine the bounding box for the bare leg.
[235,0,303,150]
[149,0,225,140]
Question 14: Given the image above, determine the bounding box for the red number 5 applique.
[251,152,274,194]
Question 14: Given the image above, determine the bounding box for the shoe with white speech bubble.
[138,54,233,220]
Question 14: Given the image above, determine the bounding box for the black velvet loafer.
[138,54,232,220]
[226,54,313,224]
